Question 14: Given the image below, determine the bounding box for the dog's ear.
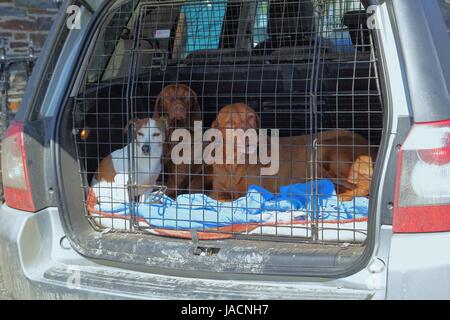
[123,118,147,134]
[186,86,201,123]
[211,118,219,129]
[254,111,261,129]
[155,116,168,132]
[187,86,199,110]
[123,119,135,134]
[123,119,137,144]
[153,91,165,118]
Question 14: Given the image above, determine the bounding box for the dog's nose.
[141,145,150,155]
[173,103,187,120]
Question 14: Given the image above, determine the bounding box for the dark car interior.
[74,0,383,185]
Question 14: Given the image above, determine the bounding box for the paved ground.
[0,267,12,300]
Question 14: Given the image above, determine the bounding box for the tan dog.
[153,84,209,197]
[209,103,262,200]
[210,103,375,201]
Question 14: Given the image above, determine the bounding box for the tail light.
[393,119,450,233]
[1,121,36,212]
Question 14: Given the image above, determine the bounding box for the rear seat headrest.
[267,0,314,37]
[342,10,371,51]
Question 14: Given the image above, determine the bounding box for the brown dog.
[210,103,376,202]
[153,84,209,197]
[153,84,201,128]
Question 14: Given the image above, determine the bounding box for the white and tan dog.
[91,117,166,211]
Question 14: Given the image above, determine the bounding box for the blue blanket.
[94,180,369,230]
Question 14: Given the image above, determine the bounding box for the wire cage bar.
[73,0,383,244]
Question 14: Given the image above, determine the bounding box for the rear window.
[85,0,366,83]
[86,1,137,83]
[177,1,228,55]
[253,0,269,46]
[321,0,365,52]
[170,1,244,59]
[86,1,236,82]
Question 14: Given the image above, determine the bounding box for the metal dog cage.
[73,0,383,244]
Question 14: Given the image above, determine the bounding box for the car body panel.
[387,232,450,299]
[0,205,382,299]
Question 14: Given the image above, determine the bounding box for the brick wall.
[0,0,60,54]
[0,1,60,117]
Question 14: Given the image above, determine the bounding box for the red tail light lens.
[393,120,450,233]
[1,121,36,212]
[417,134,450,165]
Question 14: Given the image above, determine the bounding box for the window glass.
[89,1,231,70]
[251,0,364,52]
[321,0,363,52]
[253,0,269,47]
[175,0,228,58]
[86,0,373,75]
[322,0,362,33]
[31,7,71,120]
[86,1,136,83]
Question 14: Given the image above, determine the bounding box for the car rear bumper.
[387,231,450,299]
[0,204,385,300]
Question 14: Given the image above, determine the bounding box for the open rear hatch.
[56,0,385,276]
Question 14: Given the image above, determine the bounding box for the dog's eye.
[152,132,161,137]
[137,132,144,137]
